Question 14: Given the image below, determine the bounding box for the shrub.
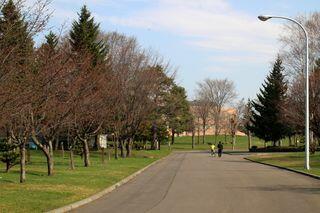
[249,146,305,153]
[0,139,19,172]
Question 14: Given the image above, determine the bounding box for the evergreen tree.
[249,57,289,146]
[45,31,58,50]
[69,5,107,63]
[0,0,33,67]
[0,139,19,173]
[164,84,193,145]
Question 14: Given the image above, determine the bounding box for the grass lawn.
[0,149,170,213]
[171,135,266,151]
[247,152,320,176]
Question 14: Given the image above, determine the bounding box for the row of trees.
[245,12,320,149]
[0,1,192,183]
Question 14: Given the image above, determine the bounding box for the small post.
[101,147,105,164]
[108,144,111,161]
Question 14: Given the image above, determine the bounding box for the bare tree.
[229,99,245,150]
[242,100,253,150]
[0,0,52,182]
[193,92,211,144]
[197,78,237,142]
[280,12,320,77]
[102,31,174,155]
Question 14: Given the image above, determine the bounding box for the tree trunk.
[125,139,129,157]
[214,119,219,143]
[120,140,125,158]
[108,144,111,161]
[214,123,219,143]
[54,137,59,151]
[171,129,175,145]
[47,140,54,176]
[83,139,90,167]
[126,138,133,157]
[101,148,105,164]
[192,130,195,149]
[46,153,54,176]
[19,143,26,183]
[27,142,31,163]
[5,162,10,173]
[152,125,158,150]
[232,134,236,150]
[31,133,54,176]
[197,128,200,145]
[69,148,75,170]
[248,131,252,150]
[143,139,147,150]
[197,118,200,145]
[61,142,64,159]
[114,138,119,160]
[202,122,206,144]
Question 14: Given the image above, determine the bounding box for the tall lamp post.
[258,15,310,170]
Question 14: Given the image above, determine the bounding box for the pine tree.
[164,84,193,145]
[45,31,58,50]
[69,5,107,63]
[249,57,289,146]
[0,139,19,173]
[0,0,33,67]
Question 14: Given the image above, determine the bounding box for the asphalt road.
[74,151,320,213]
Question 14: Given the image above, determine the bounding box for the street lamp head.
[258,15,272,21]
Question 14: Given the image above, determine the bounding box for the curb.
[244,157,320,180]
[47,154,171,213]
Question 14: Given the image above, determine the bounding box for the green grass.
[171,135,265,151]
[0,149,170,213]
[247,152,320,176]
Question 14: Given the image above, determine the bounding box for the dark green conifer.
[45,31,58,50]
[249,56,290,146]
[69,5,107,63]
[0,0,33,66]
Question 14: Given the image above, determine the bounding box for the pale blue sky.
[39,0,319,100]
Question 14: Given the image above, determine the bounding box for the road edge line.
[244,157,320,180]
[47,153,171,213]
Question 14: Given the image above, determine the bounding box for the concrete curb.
[47,154,171,213]
[244,157,320,180]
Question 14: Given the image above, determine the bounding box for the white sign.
[99,135,107,149]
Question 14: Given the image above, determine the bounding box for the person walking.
[217,141,223,158]
[210,144,216,157]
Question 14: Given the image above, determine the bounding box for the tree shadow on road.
[223,160,251,163]
[242,185,320,195]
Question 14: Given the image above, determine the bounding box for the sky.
[35,0,319,100]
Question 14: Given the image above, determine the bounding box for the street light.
[258,15,310,170]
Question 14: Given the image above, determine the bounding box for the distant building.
[181,101,245,137]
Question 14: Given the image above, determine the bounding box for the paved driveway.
[74,151,320,213]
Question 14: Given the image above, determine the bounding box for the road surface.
[74,151,320,213]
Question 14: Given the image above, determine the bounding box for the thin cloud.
[105,0,282,61]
